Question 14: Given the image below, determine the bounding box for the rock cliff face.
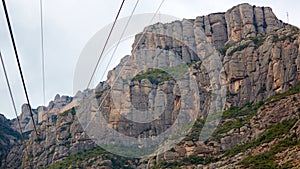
[11,95,73,134]
[151,84,300,168]
[192,3,286,49]
[0,114,21,168]
[2,3,300,169]
[122,3,299,108]
[10,104,38,134]
[4,108,96,168]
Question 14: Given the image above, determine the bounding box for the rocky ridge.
[1,3,300,169]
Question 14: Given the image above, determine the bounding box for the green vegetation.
[265,83,300,104]
[217,36,265,56]
[132,69,174,85]
[217,41,251,56]
[212,102,264,141]
[222,102,263,119]
[249,36,265,48]
[273,31,298,43]
[46,147,136,169]
[213,82,300,143]
[154,82,300,167]
[164,64,189,79]
[49,81,300,168]
[102,144,157,158]
[183,118,205,141]
[223,119,297,158]
[217,29,299,56]
[152,155,217,169]
[132,64,190,85]
[228,42,251,56]
[153,118,219,168]
[217,43,232,56]
[241,134,300,168]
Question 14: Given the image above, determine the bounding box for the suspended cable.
[86,0,126,89]
[0,51,30,168]
[84,0,166,131]
[99,0,140,82]
[130,0,166,53]
[39,2,51,168]
[0,51,24,140]
[40,0,46,106]
[1,0,39,136]
[97,0,140,146]
[103,0,166,92]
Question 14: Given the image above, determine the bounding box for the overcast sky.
[0,0,299,119]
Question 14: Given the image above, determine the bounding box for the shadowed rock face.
[0,114,21,168]
[2,3,300,169]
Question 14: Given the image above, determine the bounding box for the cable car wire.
[1,0,39,136]
[86,0,126,89]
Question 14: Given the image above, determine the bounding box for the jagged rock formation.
[1,3,300,169]
[151,84,300,168]
[10,104,38,133]
[194,3,286,49]
[224,27,300,107]
[124,3,299,108]
[85,4,300,150]
[0,114,21,167]
[11,95,73,134]
[4,108,96,168]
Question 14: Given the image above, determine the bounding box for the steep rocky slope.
[8,81,300,169]
[1,3,300,169]
[151,83,300,169]
[4,108,95,168]
[0,114,21,168]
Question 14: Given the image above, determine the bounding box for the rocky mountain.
[1,3,300,169]
[151,83,300,168]
[0,114,21,168]
[10,104,38,134]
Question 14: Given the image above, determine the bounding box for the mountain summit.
[1,3,300,168]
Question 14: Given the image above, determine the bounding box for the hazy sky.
[0,0,299,119]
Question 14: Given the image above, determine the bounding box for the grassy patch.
[265,83,300,104]
[132,69,174,85]
[241,135,300,168]
[46,147,136,169]
[217,43,232,56]
[132,65,189,85]
[152,155,217,169]
[213,82,300,142]
[212,102,264,141]
[182,118,205,141]
[273,31,298,43]
[249,36,265,48]
[223,119,297,158]
[228,42,251,56]
[217,36,265,56]
[102,144,157,158]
